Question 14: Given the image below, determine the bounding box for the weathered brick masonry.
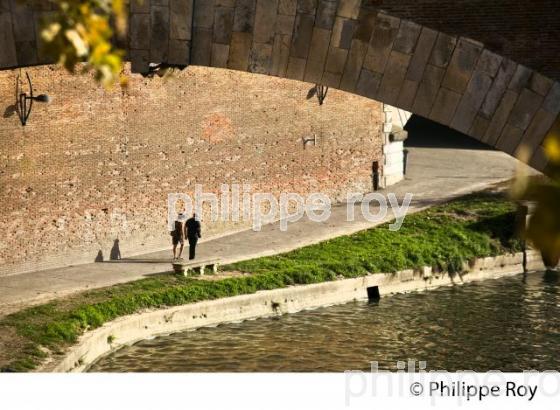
[0,65,383,275]
[2,0,560,275]
[1,1,560,171]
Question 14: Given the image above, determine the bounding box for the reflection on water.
[90,272,560,372]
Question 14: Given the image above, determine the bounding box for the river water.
[90,272,560,372]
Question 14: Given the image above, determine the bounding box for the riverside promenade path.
[0,119,538,316]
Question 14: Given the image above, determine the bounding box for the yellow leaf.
[41,23,61,43]
[544,135,560,164]
[65,29,88,57]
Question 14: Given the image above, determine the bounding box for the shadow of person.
[95,250,104,262]
[110,239,121,260]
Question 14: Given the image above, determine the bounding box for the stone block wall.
[172,1,558,172]
[2,0,560,81]
[128,0,194,71]
[380,104,410,187]
[374,0,560,82]
[0,65,383,276]
[2,1,560,172]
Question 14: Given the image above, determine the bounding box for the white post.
[381,105,406,187]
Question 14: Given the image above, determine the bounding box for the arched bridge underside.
[1,0,559,172]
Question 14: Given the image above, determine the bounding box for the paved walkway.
[0,118,538,316]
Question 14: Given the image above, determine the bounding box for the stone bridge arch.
[129,0,560,173]
[1,0,559,172]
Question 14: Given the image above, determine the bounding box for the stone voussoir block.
[0,12,18,68]
[429,32,457,68]
[285,56,307,80]
[377,50,411,105]
[529,72,553,96]
[450,68,495,133]
[355,68,382,99]
[213,6,235,45]
[276,13,296,35]
[405,26,438,83]
[507,88,543,131]
[304,27,332,83]
[129,13,151,50]
[479,58,517,120]
[441,37,483,94]
[211,42,230,67]
[191,27,213,65]
[253,0,279,45]
[249,42,273,74]
[336,0,361,19]
[271,33,291,76]
[227,31,252,70]
[290,12,315,59]
[168,39,190,65]
[193,0,215,28]
[482,89,519,145]
[392,19,421,55]
[411,64,445,118]
[362,13,401,74]
[331,16,355,50]
[508,64,533,93]
[233,0,257,32]
[315,0,338,29]
[278,0,297,16]
[170,0,194,41]
[429,87,462,126]
[150,5,170,62]
[543,82,560,114]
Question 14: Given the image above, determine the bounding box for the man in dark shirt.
[186,213,202,260]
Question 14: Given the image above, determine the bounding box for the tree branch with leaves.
[514,121,560,269]
[35,0,131,87]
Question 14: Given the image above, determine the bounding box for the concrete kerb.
[37,252,532,373]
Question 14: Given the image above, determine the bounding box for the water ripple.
[90,272,560,372]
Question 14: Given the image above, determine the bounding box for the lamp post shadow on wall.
[306,84,329,106]
[302,84,329,149]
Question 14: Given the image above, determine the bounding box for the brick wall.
[0,64,383,275]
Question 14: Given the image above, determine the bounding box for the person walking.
[186,213,202,260]
[172,213,186,260]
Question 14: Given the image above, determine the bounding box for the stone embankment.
[39,250,549,373]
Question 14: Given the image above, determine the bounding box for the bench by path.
[172,259,221,276]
